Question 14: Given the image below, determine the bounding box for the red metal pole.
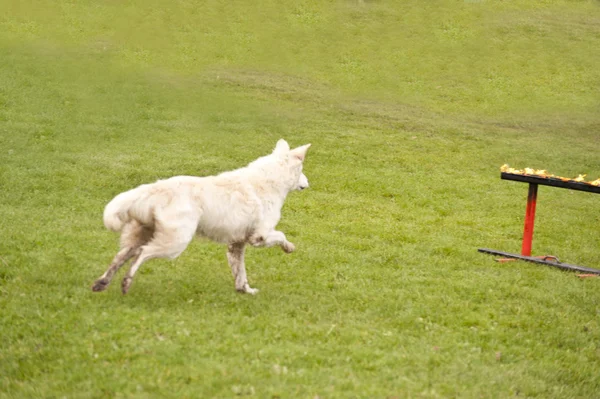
[521,183,538,256]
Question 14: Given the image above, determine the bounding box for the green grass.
[1,0,600,397]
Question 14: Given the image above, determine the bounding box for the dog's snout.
[298,173,309,190]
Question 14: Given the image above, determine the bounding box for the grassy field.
[1,0,600,397]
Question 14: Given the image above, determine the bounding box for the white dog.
[92,139,311,295]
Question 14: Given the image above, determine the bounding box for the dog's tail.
[103,184,153,232]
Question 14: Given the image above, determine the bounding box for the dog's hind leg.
[92,246,139,292]
[92,222,153,292]
[227,243,258,295]
[250,230,295,254]
[121,219,196,294]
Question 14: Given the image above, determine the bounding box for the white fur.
[92,139,311,295]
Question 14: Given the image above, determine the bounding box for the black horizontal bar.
[478,248,600,275]
[501,172,600,194]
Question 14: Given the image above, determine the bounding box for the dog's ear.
[290,143,311,161]
[274,139,290,154]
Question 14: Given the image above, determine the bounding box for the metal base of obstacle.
[478,248,600,275]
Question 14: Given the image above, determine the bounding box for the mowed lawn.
[1,1,600,397]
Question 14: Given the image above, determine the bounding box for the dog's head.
[273,139,311,191]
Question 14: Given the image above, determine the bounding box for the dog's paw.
[237,284,259,295]
[282,242,295,253]
[92,277,110,292]
[121,277,132,295]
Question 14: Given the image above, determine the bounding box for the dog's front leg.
[249,230,295,253]
[227,243,258,295]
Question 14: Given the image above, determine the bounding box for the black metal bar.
[478,248,600,275]
[501,172,600,194]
